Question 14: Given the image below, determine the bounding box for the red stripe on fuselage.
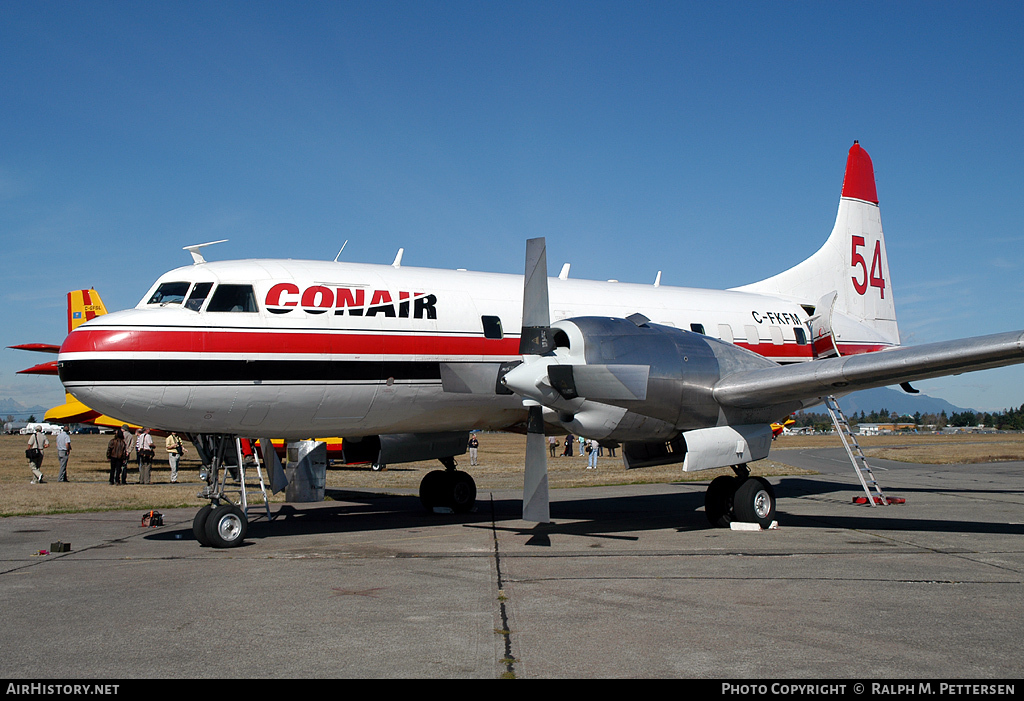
[62,326,827,363]
[61,327,523,357]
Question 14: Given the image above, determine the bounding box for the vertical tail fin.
[733,142,899,354]
[67,289,107,333]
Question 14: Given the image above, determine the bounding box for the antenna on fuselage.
[183,239,229,265]
[334,240,349,262]
[392,248,404,268]
[654,271,662,287]
[558,263,570,280]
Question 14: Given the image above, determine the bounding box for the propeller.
[520,237,554,523]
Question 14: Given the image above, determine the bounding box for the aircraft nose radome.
[841,141,879,204]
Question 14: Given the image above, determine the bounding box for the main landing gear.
[418,456,477,514]
[704,463,776,529]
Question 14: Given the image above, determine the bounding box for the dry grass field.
[771,431,1024,464]
[2,430,1022,517]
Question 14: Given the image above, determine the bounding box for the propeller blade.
[519,238,552,523]
[523,404,551,523]
[520,237,554,355]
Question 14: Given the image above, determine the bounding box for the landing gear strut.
[704,463,776,528]
[419,456,477,514]
[189,434,268,548]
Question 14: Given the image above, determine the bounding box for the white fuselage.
[58,258,816,438]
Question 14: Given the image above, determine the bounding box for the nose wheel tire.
[192,503,215,546]
[204,503,248,548]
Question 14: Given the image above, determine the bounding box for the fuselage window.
[207,284,259,313]
[184,282,214,311]
[147,282,190,305]
[690,323,705,334]
[481,315,503,340]
[794,327,808,345]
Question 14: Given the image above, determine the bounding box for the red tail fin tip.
[841,141,878,204]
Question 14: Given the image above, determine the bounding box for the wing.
[713,329,1024,409]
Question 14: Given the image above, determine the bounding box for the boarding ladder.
[202,437,272,520]
[824,395,891,506]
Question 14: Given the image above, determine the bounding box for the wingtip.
[841,141,879,204]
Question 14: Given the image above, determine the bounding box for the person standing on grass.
[118,425,133,484]
[106,430,128,485]
[165,432,186,483]
[137,428,155,484]
[56,425,72,482]
[27,429,49,484]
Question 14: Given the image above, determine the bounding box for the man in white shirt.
[137,429,155,484]
[56,426,72,482]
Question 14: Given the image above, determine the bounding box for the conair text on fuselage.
[265,284,437,319]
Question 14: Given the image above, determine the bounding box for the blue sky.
[2,1,1022,413]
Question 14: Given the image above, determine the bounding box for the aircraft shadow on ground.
[144,475,1024,546]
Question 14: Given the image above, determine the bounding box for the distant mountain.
[808,387,973,417]
[0,398,49,418]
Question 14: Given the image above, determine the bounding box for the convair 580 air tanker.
[57,143,1024,546]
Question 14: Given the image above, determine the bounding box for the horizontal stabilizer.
[17,361,59,375]
[9,343,61,353]
[44,393,101,424]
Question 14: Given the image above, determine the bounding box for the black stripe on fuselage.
[58,359,442,383]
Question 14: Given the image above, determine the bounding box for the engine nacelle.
[503,316,786,443]
[341,431,469,466]
[620,424,774,471]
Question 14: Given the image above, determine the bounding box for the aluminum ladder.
[824,395,891,506]
[200,436,272,520]
[232,438,271,520]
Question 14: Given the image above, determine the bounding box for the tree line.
[790,404,1024,433]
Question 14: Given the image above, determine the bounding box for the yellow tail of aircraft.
[7,289,115,425]
[67,288,107,333]
[47,290,110,424]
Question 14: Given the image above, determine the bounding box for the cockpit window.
[147,282,190,305]
[184,282,214,311]
[206,284,259,313]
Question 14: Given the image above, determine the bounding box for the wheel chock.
[729,520,779,531]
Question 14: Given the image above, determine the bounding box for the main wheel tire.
[449,471,477,513]
[192,503,214,546]
[419,470,449,511]
[705,475,737,527]
[204,503,248,548]
[733,477,776,528]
